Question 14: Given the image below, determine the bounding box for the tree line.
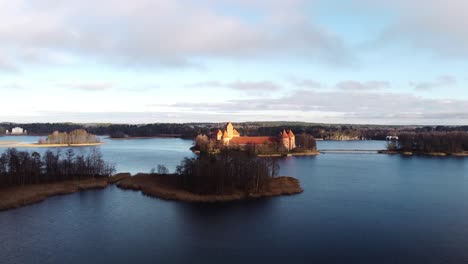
[3,122,468,141]
[0,148,115,187]
[387,132,468,154]
[176,148,279,195]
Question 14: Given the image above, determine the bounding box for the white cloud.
[410,75,457,91]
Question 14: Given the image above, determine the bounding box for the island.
[191,122,319,156]
[118,149,303,202]
[0,146,302,210]
[380,131,468,157]
[35,129,104,147]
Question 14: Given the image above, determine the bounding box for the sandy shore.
[117,173,303,202]
[0,173,131,211]
[0,142,104,148]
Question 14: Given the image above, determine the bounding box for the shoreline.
[107,135,182,140]
[0,142,104,148]
[0,171,302,211]
[258,151,320,157]
[0,173,131,211]
[191,149,320,157]
[378,150,468,157]
[117,173,303,203]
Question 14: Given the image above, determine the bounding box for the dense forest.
[2,122,468,140]
[387,132,468,154]
[39,129,100,145]
[176,148,279,195]
[0,148,115,187]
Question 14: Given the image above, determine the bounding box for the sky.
[1,0,468,125]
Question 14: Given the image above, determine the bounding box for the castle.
[214,122,296,151]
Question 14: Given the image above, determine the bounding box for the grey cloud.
[290,78,323,89]
[359,0,468,58]
[59,82,114,91]
[227,81,280,91]
[4,89,468,124]
[0,0,351,70]
[172,89,468,125]
[187,81,281,91]
[410,75,457,91]
[0,83,25,90]
[336,80,390,91]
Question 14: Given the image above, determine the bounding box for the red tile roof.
[230,136,276,145]
[281,130,289,138]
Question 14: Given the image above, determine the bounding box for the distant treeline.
[0,148,115,187]
[2,122,468,140]
[91,124,207,139]
[176,149,279,194]
[39,129,100,145]
[387,132,468,154]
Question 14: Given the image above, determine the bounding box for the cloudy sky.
[1,0,467,125]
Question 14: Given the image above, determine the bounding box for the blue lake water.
[1,136,468,263]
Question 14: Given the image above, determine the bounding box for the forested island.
[36,129,102,147]
[382,132,468,156]
[0,148,116,210]
[193,132,318,156]
[118,149,302,202]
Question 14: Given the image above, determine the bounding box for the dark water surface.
[1,138,468,263]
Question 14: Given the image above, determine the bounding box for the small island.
[192,122,319,156]
[118,149,303,202]
[381,131,468,157]
[34,129,103,147]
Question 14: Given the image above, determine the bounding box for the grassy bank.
[117,173,303,202]
[0,173,131,211]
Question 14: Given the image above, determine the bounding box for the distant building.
[214,122,296,151]
[6,127,27,135]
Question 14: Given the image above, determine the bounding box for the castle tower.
[222,130,230,144]
[225,122,234,139]
[287,130,296,150]
[216,129,223,141]
[281,129,290,150]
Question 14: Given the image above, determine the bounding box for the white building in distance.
[6,127,27,135]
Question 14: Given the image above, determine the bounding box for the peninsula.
[0,147,302,211]
[117,173,302,202]
[0,148,117,211]
[382,131,468,157]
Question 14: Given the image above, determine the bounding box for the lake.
[1,137,468,264]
